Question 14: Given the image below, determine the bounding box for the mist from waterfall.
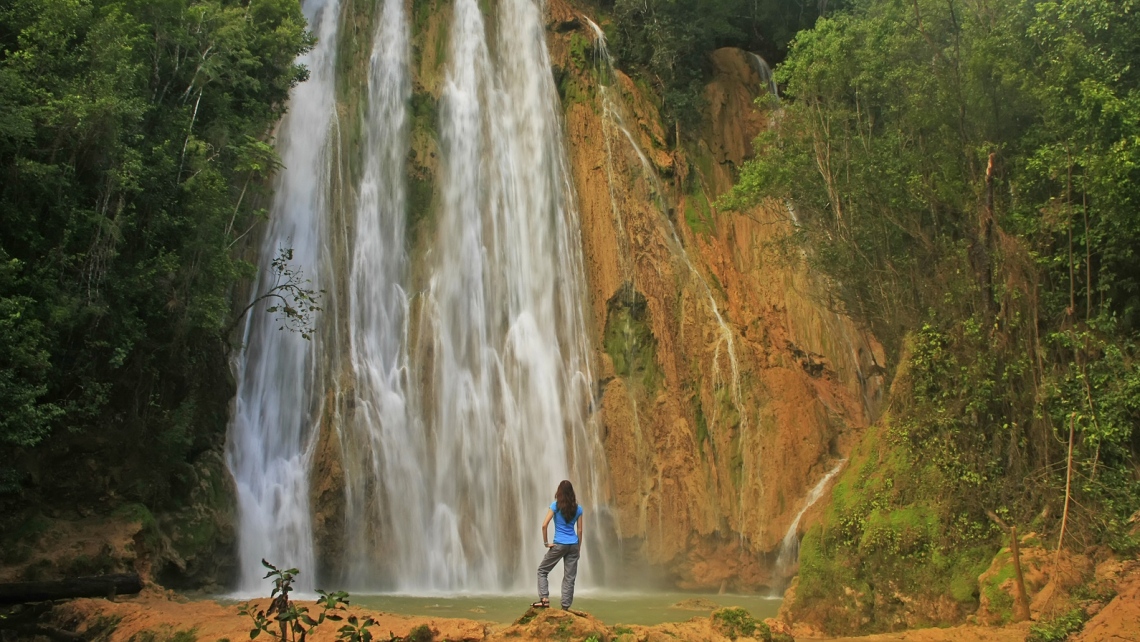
[230,0,607,594]
[226,0,341,592]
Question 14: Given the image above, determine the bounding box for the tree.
[0,0,312,504]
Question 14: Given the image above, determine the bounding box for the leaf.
[250,629,261,639]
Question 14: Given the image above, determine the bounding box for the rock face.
[547,2,884,589]
[301,0,884,591]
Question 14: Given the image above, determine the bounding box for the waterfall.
[226,0,341,592]
[342,0,415,590]
[746,52,780,107]
[771,460,846,594]
[400,0,602,592]
[230,0,607,594]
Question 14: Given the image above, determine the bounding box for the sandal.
[530,598,549,609]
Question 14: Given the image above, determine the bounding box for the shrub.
[1026,609,1088,642]
[711,607,769,641]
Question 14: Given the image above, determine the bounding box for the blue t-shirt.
[550,501,583,545]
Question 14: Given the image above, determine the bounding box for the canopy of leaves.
[602,0,848,130]
[0,0,311,504]
[729,0,1140,627]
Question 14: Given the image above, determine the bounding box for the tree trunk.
[0,574,142,606]
[1010,526,1031,622]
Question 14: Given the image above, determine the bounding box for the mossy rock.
[711,607,769,641]
[603,283,661,393]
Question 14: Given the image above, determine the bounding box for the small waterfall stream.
[771,460,846,593]
[585,19,744,434]
[746,53,780,106]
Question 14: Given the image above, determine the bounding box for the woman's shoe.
[530,598,550,608]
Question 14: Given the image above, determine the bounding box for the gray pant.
[537,543,580,609]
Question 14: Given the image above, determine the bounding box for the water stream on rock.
[746,52,780,106]
[341,0,415,590]
[585,19,749,533]
[585,19,744,437]
[771,460,847,594]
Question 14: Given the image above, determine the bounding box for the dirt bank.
[43,590,1044,642]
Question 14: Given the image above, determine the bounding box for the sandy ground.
[35,560,1140,642]
[817,624,1032,642]
[40,588,1041,642]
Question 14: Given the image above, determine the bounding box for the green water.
[352,592,782,626]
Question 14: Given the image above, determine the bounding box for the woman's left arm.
[542,509,555,548]
[577,513,584,548]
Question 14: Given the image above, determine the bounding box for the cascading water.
[771,460,846,594]
[400,0,604,592]
[341,0,416,590]
[747,52,780,106]
[226,0,341,592]
[229,0,608,593]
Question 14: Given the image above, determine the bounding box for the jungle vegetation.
[600,0,849,130]
[0,0,312,512]
[725,0,1140,631]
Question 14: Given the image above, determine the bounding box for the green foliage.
[239,560,363,642]
[404,625,432,642]
[684,187,714,237]
[0,0,312,512]
[711,607,766,641]
[230,247,323,341]
[604,0,845,130]
[791,423,998,633]
[729,2,1140,629]
[979,550,1016,624]
[1026,608,1088,642]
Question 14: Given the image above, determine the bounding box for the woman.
[533,480,584,610]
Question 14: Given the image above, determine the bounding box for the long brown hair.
[555,480,578,523]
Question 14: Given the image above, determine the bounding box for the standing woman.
[533,480,584,610]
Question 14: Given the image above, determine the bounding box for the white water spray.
[227,0,341,592]
[341,0,416,590]
[384,0,604,592]
[747,52,780,106]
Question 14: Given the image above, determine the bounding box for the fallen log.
[0,573,142,605]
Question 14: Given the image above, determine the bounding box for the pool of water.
[351,592,782,626]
